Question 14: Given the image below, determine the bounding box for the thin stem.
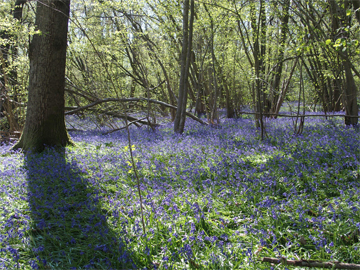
[70,14,146,234]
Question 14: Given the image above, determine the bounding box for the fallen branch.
[65,97,208,126]
[238,112,360,119]
[262,257,360,269]
[139,98,208,125]
[92,108,159,127]
[103,117,148,134]
[65,105,156,127]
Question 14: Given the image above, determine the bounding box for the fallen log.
[262,257,360,269]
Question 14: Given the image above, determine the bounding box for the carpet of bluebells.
[0,114,360,269]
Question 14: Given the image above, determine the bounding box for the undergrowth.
[0,116,359,269]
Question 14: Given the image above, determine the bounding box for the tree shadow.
[25,147,135,269]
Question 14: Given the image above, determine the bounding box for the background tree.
[293,0,359,125]
[329,0,359,125]
[0,0,27,134]
[174,0,195,133]
[0,0,358,139]
[13,0,72,152]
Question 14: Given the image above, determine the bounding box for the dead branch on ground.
[262,257,360,269]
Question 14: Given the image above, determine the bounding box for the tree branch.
[262,257,360,269]
[65,97,208,125]
[90,108,158,127]
[238,111,360,119]
[103,117,148,134]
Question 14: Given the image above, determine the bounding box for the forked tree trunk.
[13,0,73,152]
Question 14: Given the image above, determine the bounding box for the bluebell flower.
[144,246,150,256]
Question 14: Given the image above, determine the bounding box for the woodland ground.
[0,112,359,269]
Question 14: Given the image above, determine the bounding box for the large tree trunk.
[13,0,73,152]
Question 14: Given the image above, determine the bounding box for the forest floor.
[0,113,359,269]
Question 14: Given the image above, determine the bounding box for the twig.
[262,257,360,269]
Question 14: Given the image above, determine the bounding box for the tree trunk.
[174,0,195,133]
[0,0,26,131]
[224,82,234,118]
[274,57,299,116]
[259,0,267,116]
[270,0,290,114]
[204,4,219,124]
[332,78,342,111]
[328,0,359,125]
[13,0,73,152]
[343,58,358,125]
[191,51,206,117]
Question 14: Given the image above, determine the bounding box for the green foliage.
[0,1,36,128]
[1,0,360,132]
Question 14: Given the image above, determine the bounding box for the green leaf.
[346,9,352,16]
[325,39,332,45]
[105,142,114,147]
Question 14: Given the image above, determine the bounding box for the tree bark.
[174,0,195,133]
[13,0,73,152]
[343,57,358,125]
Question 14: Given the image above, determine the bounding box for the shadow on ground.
[25,147,135,269]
